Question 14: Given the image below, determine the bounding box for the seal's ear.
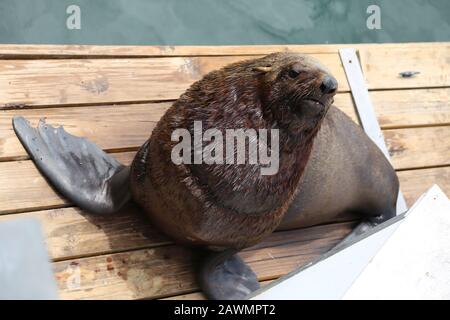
[252,66,272,73]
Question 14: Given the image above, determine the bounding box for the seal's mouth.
[303,97,334,108]
[304,98,325,108]
[288,96,333,125]
[284,96,333,135]
[297,97,333,115]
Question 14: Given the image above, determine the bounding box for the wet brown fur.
[130,53,337,250]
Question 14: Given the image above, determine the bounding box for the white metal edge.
[343,184,450,299]
[251,185,446,300]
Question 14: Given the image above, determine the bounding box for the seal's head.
[254,52,338,135]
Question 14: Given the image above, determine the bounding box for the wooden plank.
[2,88,449,161]
[371,88,450,128]
[53,222,354,300]
[0,152,135,215]
[0,159,67,213]
[398,167,450,206]
[0,43,448,58]
[385,126,450,170]
[360,46,450,90]
[0,103,169,161]
[0,44,342,58]
[1,135,448,215]
[0,54,348,108]
[0,204,169,261]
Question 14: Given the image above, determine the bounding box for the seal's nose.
[320,76,338,94]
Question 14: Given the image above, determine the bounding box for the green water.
[0,0,449,45]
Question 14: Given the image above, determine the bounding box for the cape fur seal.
[13,52,398,300]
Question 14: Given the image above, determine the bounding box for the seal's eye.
[288,69,300,78]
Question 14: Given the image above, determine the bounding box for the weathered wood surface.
[0,104,168,161]
[0,44,350,57]
[384,126,450,169]
[0,204,170,261]
[0,98,448,165]
[398,167,450,205]
[0,152,135,214]
[0,54,347,108]
[0,43,448,300]
[52,222,354,300]
[0,42,448,57]
[1,45,448,109]
[359,46,450,90]
[370,88,450,128]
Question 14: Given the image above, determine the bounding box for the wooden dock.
[0,43,448,299]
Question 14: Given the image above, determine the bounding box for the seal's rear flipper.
[199,249,260,300]
[13,116,130,214]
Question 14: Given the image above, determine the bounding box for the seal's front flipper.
[199,249,260,300]
[13,116,130,214]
